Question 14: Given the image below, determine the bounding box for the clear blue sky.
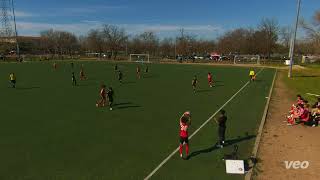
[14,0,320,39]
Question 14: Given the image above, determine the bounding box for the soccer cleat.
[180,154,183,158]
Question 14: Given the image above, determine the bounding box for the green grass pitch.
[0,61,275,180]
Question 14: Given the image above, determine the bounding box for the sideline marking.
[306,93,320,97]
[144,68,265,180]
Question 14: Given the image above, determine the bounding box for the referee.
[215,110,227,148]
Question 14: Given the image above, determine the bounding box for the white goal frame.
[129,54,150,63]
[233,55,260,65]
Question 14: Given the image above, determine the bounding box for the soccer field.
[0,61,275,180]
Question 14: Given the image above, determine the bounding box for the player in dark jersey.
[179,111,192,159]
[114,64,118,71]
[72,72,77,86]
[118,70,123,84]
[107,87,114,111]
[192,75,198,93]
[214,110,227,148]
[96,84,106,107]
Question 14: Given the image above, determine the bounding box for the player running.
[208,72,213,87]
[107,87,114,111]
[179,111,192,159]
[80,65,86,80]
[9,72,16,88]
[96,84,106,107]
[137,66,141,79]
[192,75,198,93]
[72,72,77,86]
[249,69,256,81]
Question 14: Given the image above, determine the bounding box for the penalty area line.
[143,68,264,180]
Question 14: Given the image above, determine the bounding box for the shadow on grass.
[16,87,40,90]
[293,75,319,78]
[187,135,256,160]
[114,102,141,109]
[196,85,224,93]
[123,81,136,85]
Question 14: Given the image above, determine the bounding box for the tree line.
[2,11,320,60]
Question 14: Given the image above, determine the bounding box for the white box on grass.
[225,160,245,174]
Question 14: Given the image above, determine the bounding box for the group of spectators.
[286,95,320,127]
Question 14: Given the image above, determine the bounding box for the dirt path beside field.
[254,71,320,180]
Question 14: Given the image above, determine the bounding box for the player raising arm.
[179,111,192,159]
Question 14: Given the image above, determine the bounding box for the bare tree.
[279,26,291,49]
[258,18,279,58]
[138,31,159,56]
[101,24,128,59]
[300,10,320,54]
[86,29,104,57]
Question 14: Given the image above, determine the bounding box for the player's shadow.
[187,135,256,160]
[113,102,141,109]
[197,85,225,93]
[16,86,40,90]
[123,81,136,85]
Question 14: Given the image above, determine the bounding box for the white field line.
[306,93,320,97]
[144,68,265,180]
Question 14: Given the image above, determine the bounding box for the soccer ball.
[96,103,99,107]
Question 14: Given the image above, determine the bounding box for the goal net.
[233,55,260,64]
[129,54,150,63]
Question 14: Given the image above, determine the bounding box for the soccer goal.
[233,55,261,65]
[129,54,150,63]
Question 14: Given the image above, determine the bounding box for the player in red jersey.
[179,111,192,159]
[208,72,213,88]
[137,66,141,79]
[96,84,106,107]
